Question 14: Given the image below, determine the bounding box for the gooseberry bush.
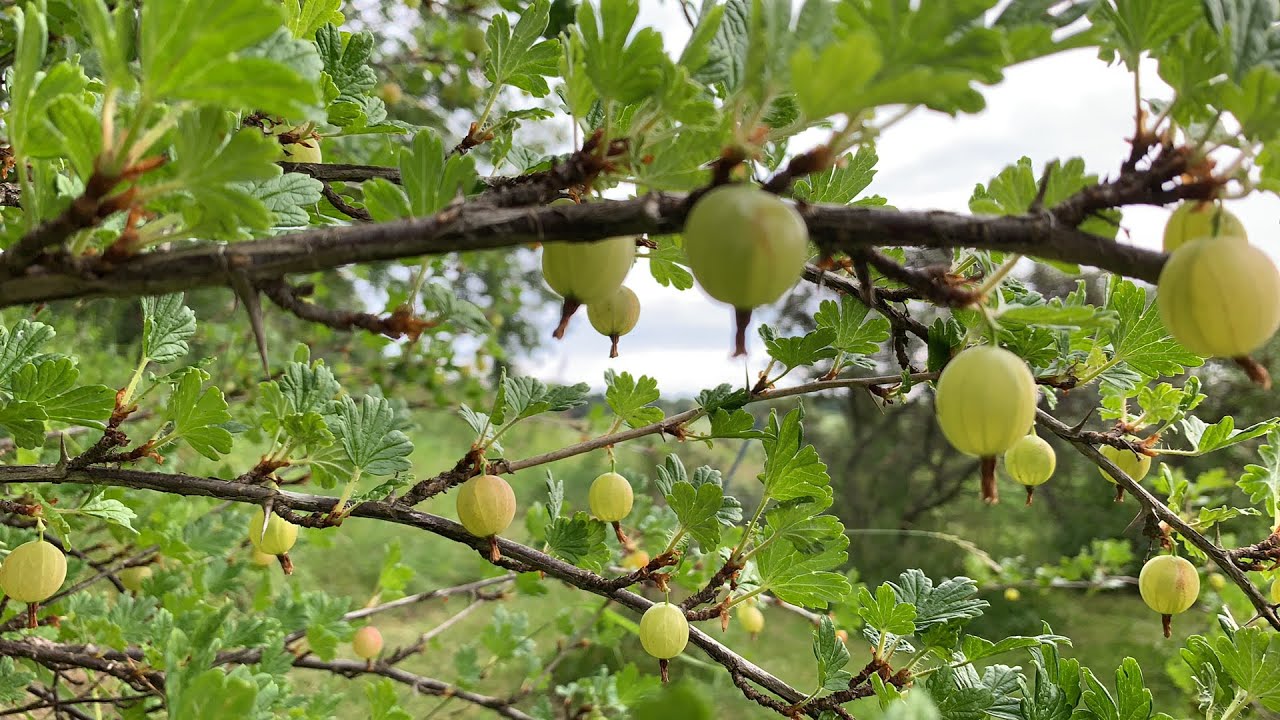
[2,1,1280,719]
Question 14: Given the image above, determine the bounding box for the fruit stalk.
[553,299,581,339]
[609,333,621,358]
[278,553,294,576]
[1234,356,1271,389]
[612,520,631,548]
[980,457,998,504]
[733,308,751,357]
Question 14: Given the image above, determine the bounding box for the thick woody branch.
[0,194,1167,308]
[292,657,534,719]
[259,278,436,340]
[1036,409,1280,631]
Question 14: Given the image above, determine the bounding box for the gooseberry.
[456,474,517,538]
[0,540,67,603]
[1156,234,1280,358]
[1003,433,1055,505]
[1271,578,1280,604]
[639,602,689,660]
[542,233,635,339]
[250,548,276,567]
[835,629,848,643]
[1097,444,1152,484]
[587,286,640,358]
[622,550,650,570]
[280,128,322,164]
[377,82,403,107]
[934,345,1038,503]
[353,625,383,660]
[682,184,810,356]
[1004,588,1020,602]
[248,507,299,556]
[1162,201,1246,253]
[463,25,488,55]
[1207,573,1226,591]
[119,565,152,593]
[1139,554,1200,637]
[588,472,634,523]
[737,604,765,634]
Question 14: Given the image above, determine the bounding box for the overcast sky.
[521,4,1280,396]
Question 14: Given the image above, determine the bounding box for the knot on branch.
[260,278,438,341]
[477,130,629,208]
[399,448,490,506]
[1227,530,1280,571]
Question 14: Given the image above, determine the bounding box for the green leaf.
[574,0,669,104]
[331,396,413,476]
[0,657,34,704]
[814,617,853,692]
[666,481,724,549]
[141,295,197,365]
[1203,0,1280,81]
[961,634,1070,664]
[794,148,880,205]
[171,668,258,720]
[401,129,478,217]
[10,359,113,428]
[251,170,325,227]
[1220,66,1280,141]
[140,0,316,113]
[647,235,695,289]
[1179,635,1235,718]
[315,24,377,99]
[1182,415,1280,454]
[486,0,561,97]
[926,666,997,720]
[697,384,751,414]
[1102,278,1204,383]
[0,320,56,386]
[74,492,138,534]
[283,0,343,39]
[755,536,851,608]
[813,296,892,360]
[790,32,882,119]
[1092,0,1199,69]
[705,408,762,439]
[377,540,413,601]
[0,401,46,449]
[763,496,843,553]
[279,359,341,415]
[763,327,838,370]
[759,407,830,502]
[1240,427,1280,525]
[890,570,988,631]
[366,679,412,720]
[502,376,589,421]
[604,371,664,427]
[165,369,233,461]
[544,512,609,570]
[999,304,1120,332]
[970,156,1118,244]
[1077,658,1158,720]
[858,584,918,636]
[1215,628,1280,704]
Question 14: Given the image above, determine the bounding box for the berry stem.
[1161,613,1172,638]
[611,520,631,548]
[1234,356,1271,389]
[278,553,294,576]
[552,299,581,339]
[732,308,752,357]
[609,333,620,358]
[980,456,999,504]
[1025,487,1035,506]
[488,536,501,563]
[1114,485,1126,503]
[659,658,670,684]
[26,603,36,629]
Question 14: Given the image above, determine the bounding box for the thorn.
[1069,407,1097,434]
[55,435,70,472]
[231,272,270,378]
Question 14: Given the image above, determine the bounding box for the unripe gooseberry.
[682,184,810,356]
[0,540,67,603]
[1156,235,1280,358]
[587,286,640,358]
[639,602,689,659]
[1271,578,1280,604]
[1139,554,1199,637]
[1097,444,1152,484]
[622,550,650,570]
[353,625,383,660]
[377,82,403,106]
[1207,573,1226,591]
[280,130,322,164]
[456,474,517,538]
[119,565,152,593]
[542,231,635,340]
[934,345,1038,504]
[1004,588,1020,602]
[1162,201,1246,253]
[250,548,276,567]
[1003,433,1055,505]
[248,508,299,556]
[737,604,765,634]
[588,472,634,523]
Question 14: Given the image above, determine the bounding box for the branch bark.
[0,194,1166,308]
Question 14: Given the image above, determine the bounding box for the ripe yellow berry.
[737,604,765,634]
[1098,444,1152,484]
[1156,234,1280,358]
[456,474,517,538]
[1139,555,1200,637]
[1004,588,1021,602]
[622,550,650,570]
[588,472,633,523]
[248,508,299,556]
[1162,201,1245,253]
[353,626,383,660]
[0,540,67,603]
[639,602,689,659]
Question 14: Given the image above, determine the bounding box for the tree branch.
[0,194,1166,308]
[1036,409,1280,631]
